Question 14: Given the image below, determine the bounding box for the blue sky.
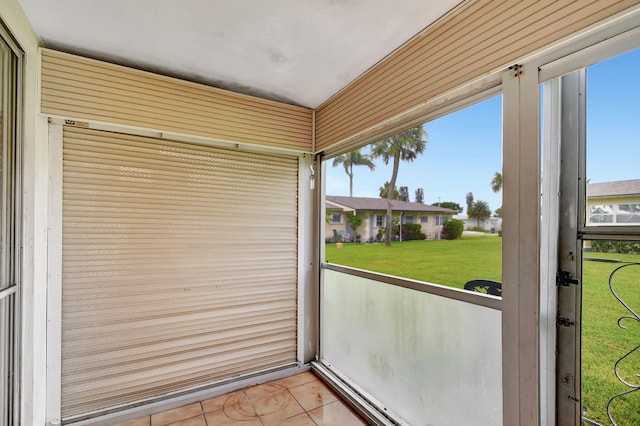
[325,47,639,213]
[586,47,640,184]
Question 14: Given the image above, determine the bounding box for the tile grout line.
[285,377,327,425]
[241,389,265,426]
[198,402,208,426]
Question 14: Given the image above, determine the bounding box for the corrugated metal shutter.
[61,126,298,420]
[315,0,638,153]
[41,50,313,152]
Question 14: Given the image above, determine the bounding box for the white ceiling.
[18,0,462,108]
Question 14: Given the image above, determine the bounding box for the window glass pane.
[0,42,5,291]
[0,33,18,426]
[589,204,614,223]
[585,48,640,227]
[324,95,502,290]
[581,48,640,426]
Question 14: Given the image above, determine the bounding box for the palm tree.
[332,149,376,197]
[468,200,492,227]
[371,126,427,246]
[491,171,502,193]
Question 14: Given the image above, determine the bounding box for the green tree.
[468,200,492,227]
[490,171,502,193]
[415,188,424,203]
[371,126,427,246]
[398,186,410,202]
[332,149,376,197]
[490,172,503,218]
[466,192,474,215]
[378,181,400,199]
[433,201,463,213]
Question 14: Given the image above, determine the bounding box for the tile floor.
[115,371,367,426]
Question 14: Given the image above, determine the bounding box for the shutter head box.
[41,49,313,153]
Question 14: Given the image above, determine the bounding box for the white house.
[326,195,457,242]
[455,213,503,232]
[587,179,640,225]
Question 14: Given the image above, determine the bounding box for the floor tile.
[219,399,258,422]
[151,403,203,426]
[166,415,206,426]
[201,390,249,414]
[243,381,288,400]
[262,412,316,426]
[308,400,367,426]
[114,417,151,426]
[116,373,367,426]
[277,371,319,389]
[204,407,261,426]
[288,380,338,411]
[250,389,305,423]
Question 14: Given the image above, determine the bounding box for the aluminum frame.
[0,19,22,426]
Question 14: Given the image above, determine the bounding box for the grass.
[326,236,502,288]
[325,237,640,426]
[581,252,640,426]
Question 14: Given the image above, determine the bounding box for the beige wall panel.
[315,0,638,152]
[41,50,313,152]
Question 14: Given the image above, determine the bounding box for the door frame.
[538,27,640,425]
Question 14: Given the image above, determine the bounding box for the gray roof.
[326,195,457,214]
[587,179,640,198]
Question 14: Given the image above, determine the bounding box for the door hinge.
[557,317,575,327]
[557,271,579,287]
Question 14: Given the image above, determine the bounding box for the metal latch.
[557,271,579,287]
[557,317,574,327]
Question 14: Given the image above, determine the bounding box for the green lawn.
[325,237,640,426]
[326,236,502,288]
[582,252,640,426]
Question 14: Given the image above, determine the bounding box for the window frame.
[330,213,343,224]
[0,21,22,426]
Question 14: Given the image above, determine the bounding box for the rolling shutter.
[61,126,298,420]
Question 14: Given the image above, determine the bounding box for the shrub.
[441,218,464,240]
[591,240,640,254]
[346,213,362,236]
[402,223,426,241]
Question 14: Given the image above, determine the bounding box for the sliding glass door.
[0,24,20,426]
[545,46,640,426]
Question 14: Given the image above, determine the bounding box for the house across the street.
[587,179,640,225]
[326,195,457,242]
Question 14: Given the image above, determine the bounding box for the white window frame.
[0,23,22,426]
[536,20,640,426]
